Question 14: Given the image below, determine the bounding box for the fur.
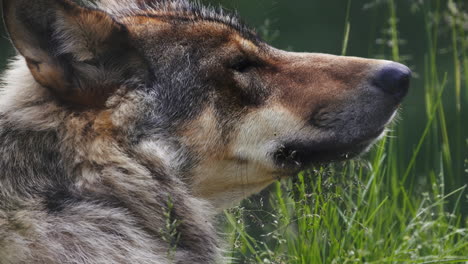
[0,0,409,263]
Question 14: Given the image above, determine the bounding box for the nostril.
[373,62,412,100]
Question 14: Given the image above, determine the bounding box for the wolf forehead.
[94,0,260,42]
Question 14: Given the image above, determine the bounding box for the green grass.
[223,1,468,263]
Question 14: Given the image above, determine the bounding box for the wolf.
[0,0,411,263]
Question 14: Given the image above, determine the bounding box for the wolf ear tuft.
[2,0,141,108]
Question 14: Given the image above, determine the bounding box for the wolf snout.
[372,62,411,100]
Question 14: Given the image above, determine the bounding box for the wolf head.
[2,0,410,209]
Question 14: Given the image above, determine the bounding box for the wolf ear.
[3,0,142,107]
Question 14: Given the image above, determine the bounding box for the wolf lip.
[273,128,385,170]
[273,143,366,170]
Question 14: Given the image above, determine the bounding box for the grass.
[223,1,468,263]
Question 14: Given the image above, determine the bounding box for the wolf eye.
[230,58,256,73]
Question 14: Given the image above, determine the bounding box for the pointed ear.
[3,0,143,107]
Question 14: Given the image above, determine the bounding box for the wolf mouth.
[273,127,386,170]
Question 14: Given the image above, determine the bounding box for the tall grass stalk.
[341,0,352,56]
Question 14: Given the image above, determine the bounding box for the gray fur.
[0,1,227,262]
[0,0,409,263]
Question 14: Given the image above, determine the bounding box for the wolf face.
[1,0,410,210]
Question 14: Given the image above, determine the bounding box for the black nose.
[373,62,411,100]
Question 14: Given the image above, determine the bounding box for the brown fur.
[0,0,410,263]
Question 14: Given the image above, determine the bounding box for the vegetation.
[222,0,468,263]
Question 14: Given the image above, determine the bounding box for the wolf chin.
[0,0,410,263]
